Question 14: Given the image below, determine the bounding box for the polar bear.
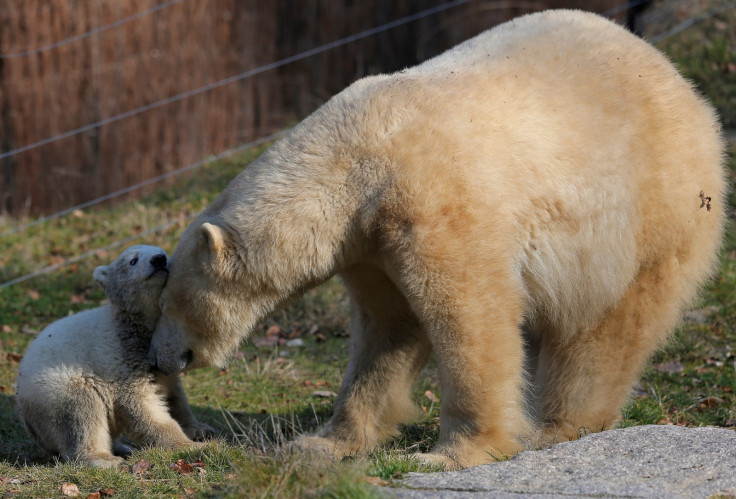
[16,245,214,468]
[147,10,726,468]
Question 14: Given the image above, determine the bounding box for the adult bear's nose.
[151,254,167,269]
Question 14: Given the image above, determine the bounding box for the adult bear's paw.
[183,421,217,441]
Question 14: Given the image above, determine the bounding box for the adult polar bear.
[149,10,725,467]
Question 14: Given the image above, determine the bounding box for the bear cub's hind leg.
[56,383,123,468]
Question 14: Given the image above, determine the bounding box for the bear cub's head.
[94,245,169,324]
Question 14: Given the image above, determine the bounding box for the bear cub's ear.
[93,265,110,290]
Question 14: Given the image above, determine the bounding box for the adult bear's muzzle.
[147,344,193,375]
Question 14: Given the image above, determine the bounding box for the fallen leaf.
[1,325,11,333]
[131,459,150,475]
[169,459,195,475]
[0,386,8,393]
[315,333,327,343]
[191,459,205,468]
[85,493,100,499]
[225,473,237,480]
[265,324,283,336]
[425,390,440,403]
[706,357,724,367]
[303,380,316,388]
[70,294,86,304]
[60,482,81,497]
[700,396,724,408]
[5,352,22,363]
[311,390,337,398]
[26,289,40,300]
[361,476,390,486]
[307,324,319,335]
[99,489,115,497]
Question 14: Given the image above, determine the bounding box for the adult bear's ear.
[93,265,109,289]
[200,222,226,258]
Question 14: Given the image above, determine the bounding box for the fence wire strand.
[0,0,472,162]
[0,218,190,290]
[650,0,736,43]
[0,130,287,239]
[0,0,726,290]
[0,0,643,237]
[0,0,188,59]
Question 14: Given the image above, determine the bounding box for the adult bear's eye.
[130,257,138,266]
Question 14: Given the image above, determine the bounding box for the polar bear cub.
[15,245,214,468]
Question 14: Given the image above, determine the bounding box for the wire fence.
[0,0,189,59]
[0,0,647,237]
[0,0,729,291]
[649,0,736,43]
[0,0,472,162]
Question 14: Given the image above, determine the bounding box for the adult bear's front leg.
[418,283,531,469]
[395,229,533,469]
[297,264,431,457]
[157,373,216,441]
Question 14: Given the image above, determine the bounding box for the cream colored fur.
[149,10,726,469]
[16,246,213,468]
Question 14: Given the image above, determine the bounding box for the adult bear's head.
[148,220,268,375]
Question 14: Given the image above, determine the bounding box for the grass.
[0,147,444,497]
[1,5,736,497]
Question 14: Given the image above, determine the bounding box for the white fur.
[16,245,213,468]
[150,10,726,468]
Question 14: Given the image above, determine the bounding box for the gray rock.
[392,425,736,498]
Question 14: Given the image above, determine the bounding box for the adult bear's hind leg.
[537,254,704,444]
[297,264,432,457]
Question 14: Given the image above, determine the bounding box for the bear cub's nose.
[150,254,167,269]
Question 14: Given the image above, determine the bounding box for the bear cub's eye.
[130,257,138,266]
